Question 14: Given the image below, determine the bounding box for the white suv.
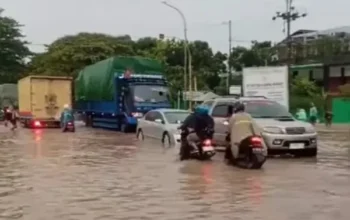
[203,97,317,157]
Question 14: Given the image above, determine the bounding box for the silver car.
[136,109,191,146]
[203,97,318,157]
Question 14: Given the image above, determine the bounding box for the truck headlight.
[131,112,143,118]
[263,126,283,134]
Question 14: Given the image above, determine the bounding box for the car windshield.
[164,112,190,124]
[132,85,169,103]
[243,100,292,118]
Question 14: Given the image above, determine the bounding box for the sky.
[2,0,350,53]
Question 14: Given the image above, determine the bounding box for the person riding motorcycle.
[179,105,214,157]
[60,104,74,129]
[225,101,266,161]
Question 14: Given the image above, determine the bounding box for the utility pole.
[272,0,306,110]
[223,20,232,94]
[272,0,307,67]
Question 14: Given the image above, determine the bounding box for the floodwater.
[0,124,349,220]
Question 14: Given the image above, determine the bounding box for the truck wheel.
[121,124,129,133]
[84,115,92,127]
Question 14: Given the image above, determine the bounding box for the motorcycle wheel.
[245,153,266,169]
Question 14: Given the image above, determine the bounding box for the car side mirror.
[154,119,163,124]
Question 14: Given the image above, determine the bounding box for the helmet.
[63,104,70,109]
[233,101,245,113]
[195,104,209,115]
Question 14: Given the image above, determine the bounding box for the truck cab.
[116,74,171,131]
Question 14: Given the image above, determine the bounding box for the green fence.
[332,97,350,123]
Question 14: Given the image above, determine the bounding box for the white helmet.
[63,104,69,109]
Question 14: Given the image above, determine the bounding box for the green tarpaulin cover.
[75,56,164,101]
[0,84,18,107]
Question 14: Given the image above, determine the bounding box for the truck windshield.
[131,85,169,103]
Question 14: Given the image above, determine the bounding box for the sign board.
[242,66,289,109]
[229,86,241,95]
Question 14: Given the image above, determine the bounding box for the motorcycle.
[225,133,266,169]
[179,128,216,161]
[61,121,75,132]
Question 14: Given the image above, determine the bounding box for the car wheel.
[162,132,171,147]
[137,129,144,140]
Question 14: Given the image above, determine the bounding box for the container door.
[31,79,71,119]
[31,78,50,118]
[49,79,72,119]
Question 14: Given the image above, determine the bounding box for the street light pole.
[162,1,192,110]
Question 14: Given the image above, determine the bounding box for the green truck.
[74,56,171,132]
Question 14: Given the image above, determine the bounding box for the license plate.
[289,143,305,149]
[252,148,263,152]
[202,146,214,151]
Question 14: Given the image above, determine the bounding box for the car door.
[152,111,166,140]
[211,103,231,146]
[143,111,155,138]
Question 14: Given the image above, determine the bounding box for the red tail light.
[33,121,41,127]
[250,136,263,148]
[203,139,212,146]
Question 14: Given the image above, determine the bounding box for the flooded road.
[0,125,349,220]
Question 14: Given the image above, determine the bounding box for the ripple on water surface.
[0,126,349,220]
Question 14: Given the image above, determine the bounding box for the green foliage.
[290,77,325,114]
[0,8,31,83]
[29,33,135,78]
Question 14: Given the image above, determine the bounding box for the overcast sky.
[2,0,350,53]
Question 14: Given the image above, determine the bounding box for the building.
[276,26,350,93]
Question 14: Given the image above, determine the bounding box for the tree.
[290,76,324,113]
[0,8,31,83]
[29,33,135,77]
[229,41,274,71]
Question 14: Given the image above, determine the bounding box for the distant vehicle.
[136,109,191,146]
[74,56,171,133]
[0,84,18,111]
[203,97,318,157]
[18,76,73,129]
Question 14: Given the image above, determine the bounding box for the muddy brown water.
[0,125,349,220]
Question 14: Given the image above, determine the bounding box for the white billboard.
[242,66,289,109]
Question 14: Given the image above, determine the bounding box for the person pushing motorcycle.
[225,102,267,162]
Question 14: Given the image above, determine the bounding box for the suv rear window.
[243,100,292,118]
[212,104,230,117]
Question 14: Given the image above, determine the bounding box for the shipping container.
[18,75,72,128]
